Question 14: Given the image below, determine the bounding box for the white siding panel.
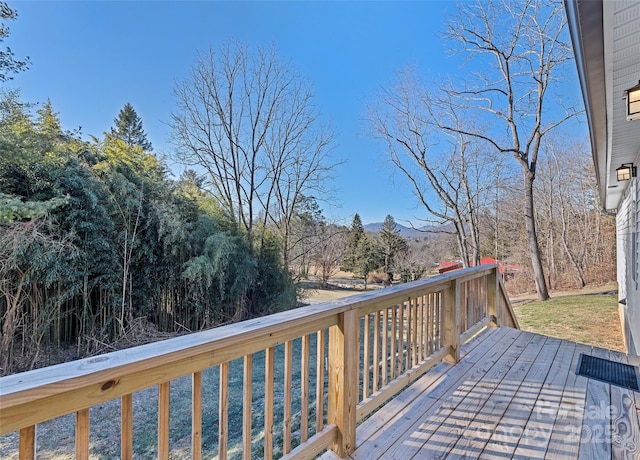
[617,179,640,354]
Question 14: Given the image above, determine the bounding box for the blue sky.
[5,1,582,226]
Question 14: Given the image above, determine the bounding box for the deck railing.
[0,265,518,459]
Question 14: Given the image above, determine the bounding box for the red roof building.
[438,257,524,275]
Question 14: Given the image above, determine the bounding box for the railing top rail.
[0,265,497,410]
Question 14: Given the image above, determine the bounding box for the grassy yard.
[512,291,624,352]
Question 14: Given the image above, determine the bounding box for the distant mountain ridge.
[363,222,431,239]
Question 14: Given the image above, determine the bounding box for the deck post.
[443,279,461,363]
[487,266,498,326]
[19,426,35,460]
[328,309,358,457]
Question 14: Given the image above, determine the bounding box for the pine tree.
[354,236,379,289]
[110,103,153,151]
[35,99,62,137]
[341,213,364,272]
[379,215,408,285]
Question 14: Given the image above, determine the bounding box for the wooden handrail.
[0,264,517,459]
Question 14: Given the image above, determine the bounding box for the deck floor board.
[320,327,640,460]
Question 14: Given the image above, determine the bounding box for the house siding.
[617,178,640,354]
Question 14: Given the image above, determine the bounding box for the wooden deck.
[321,326,640,459]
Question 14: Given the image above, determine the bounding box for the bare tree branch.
[170,41,338,262]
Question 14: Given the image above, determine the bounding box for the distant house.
[565,1,640,353]
[438,257,523,277]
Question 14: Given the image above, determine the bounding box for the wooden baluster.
[479,277,484,322]
[121,394,133,460]
[19,425,35,460]
[158,382,170,460]
[472,279,476,324]
[219,362,229,460]
[243,355,253,459]
[463,280,468,328]
[192,372,202,460]
[316,329,326,433]
[424,294,429,355]
[411,297,418,366]
[435,292,442,351]
[425,295,429,356]
[404,300,411,371]
[363,313,370,399]
[400,302,406,375]
[301,335,310,442]
[381,307,388,385]
[427,293,433,354]
[443,280,461,363]
[468,280,473,327]
[76,408,89,460]
[390,305,397,379]
[487,267,498,325]
[483,276,488,319]
[283,341,293,454]
[373,310,380,392]
[356,310,361,394]
[417,296,424,362]
[470,280,475,326]
[423,297,427,348]
[264,347,275,460]
[426,295,430,353]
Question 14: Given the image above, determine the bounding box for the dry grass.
[512,284,624,352]
[299,286,362,302]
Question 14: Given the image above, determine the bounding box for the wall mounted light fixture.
[624,80,640,121]
[616,163,637,181]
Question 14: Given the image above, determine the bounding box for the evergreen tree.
[341,213,364,272]
[34,99,66,153]
[110,103,153,151]
[35,99,62,137]
[0,92,302,373]
[353,236,379,289]
[0,90,36,162]
[379,215,408,285]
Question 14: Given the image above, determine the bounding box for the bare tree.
[287,196,326,278]
[438,0,581,300]
[396,242,433,282]
[537,138,599,288]
[311,223,347,287]
[170,41,336,261]
[366,68,502,267]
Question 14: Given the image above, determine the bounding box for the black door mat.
[576,353,639,391]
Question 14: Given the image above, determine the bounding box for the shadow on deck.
[321,326,640,459]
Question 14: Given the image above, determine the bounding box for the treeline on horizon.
[0,95,300,375]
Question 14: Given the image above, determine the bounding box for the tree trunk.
[1,280,24,376]
[560,205,587,288]
[523,170,550,300]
